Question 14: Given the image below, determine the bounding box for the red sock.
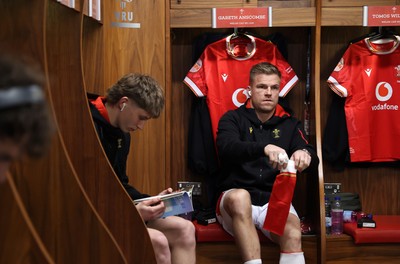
[263,160,297,236]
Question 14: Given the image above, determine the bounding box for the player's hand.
[157,187,173,196]
[264,144,289,170]
[290,149,311,172]
[135,198,165,221]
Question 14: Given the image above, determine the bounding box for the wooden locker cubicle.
[0,0,127,263]
[320,0,400,263]
[168,0,322,263]
[0,1,54,262]
[0,0,156,263]
[168,0,400,263]
[45,0,157,263]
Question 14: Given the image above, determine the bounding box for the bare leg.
[148,216,196,264]
[148,228,171,264]
[223,189,260,262]
[269,213,302,252]
[270,213,305,264]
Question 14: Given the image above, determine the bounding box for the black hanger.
[348,27,399,45]
[367,27,399,41]
[349,31,378,45]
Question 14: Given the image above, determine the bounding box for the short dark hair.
[249,62,281,85]
[0,54,53,157]
[106,73,165,118]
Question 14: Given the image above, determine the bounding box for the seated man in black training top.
[216,62,319,264]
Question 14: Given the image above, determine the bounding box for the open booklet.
[133,185,194,218]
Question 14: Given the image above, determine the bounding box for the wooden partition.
[0,174,54,264]
[45,0,156,263]
[0,0,155,263]
[0,0,128,263]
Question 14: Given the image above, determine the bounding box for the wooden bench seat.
[325,215,400,263]
[193,220,318,264]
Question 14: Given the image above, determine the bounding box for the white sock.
[279,252,305,264]
[244,259,262,264]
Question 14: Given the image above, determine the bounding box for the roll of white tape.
[278,153,289,165]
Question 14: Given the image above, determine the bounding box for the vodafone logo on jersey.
[371,81,399,111]
[376,82,393,101]
[232,88,250,107]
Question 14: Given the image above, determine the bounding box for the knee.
[150,230,170,252]
[284,226,302,244]
[224,189,252,216]
[281,217,302,251]
[179,220,196,248]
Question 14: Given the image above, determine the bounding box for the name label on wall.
[212,7,271,28]
[363,6,400,26]
[112,0,140,28]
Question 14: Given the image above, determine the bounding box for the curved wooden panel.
[12,137,126,263]
[0,174,54,264]
[0,0,127,262]
[45,1,156,262]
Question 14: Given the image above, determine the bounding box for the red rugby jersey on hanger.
[184,34,298,141]
[327,36,400,162]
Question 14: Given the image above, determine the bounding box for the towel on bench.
[344,215,400,244]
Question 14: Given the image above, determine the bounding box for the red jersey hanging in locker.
[327,35,400,162]
[184,34,298,141]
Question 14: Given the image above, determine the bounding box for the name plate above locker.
[363,6,400,27]
[212,7,271,28]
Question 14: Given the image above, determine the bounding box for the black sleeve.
[289,121,319,173]
[123,182,149,201]
[90,110,149,201]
